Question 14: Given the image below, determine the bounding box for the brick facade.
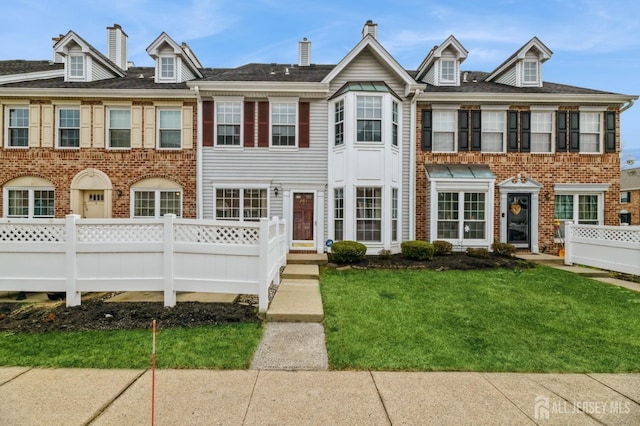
[415,102,621,254]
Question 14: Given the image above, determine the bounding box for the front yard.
[321,266,640,372]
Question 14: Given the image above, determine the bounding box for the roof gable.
[486,37,552,87]
[146,32,203,82]
[321,34,420,96]
[415,35,468,83]
[53,30,125,80]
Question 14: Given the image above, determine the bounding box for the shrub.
[330,240,367,264]
[378,249,392,259]
[491,242,517,257]
[433,240,453,256]
[401,240,435,261]
[466,247,489,258]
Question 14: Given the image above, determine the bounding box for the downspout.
[192,85,203,219]
[409,88,422,241]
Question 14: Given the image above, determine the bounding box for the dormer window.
[523,60,538,84]
[160,56,175,80]
[441,60,455,84]
[68,55,85,79]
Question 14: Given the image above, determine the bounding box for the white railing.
[564,223,640,276]
[0,214,288,312]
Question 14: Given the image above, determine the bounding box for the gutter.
[192,85,203,219]
[621,98,635,113]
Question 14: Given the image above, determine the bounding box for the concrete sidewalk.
[1,367,639,425]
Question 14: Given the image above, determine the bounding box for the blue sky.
[2,0,639,164]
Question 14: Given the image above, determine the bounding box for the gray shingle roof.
[0,60,63,76]
[621,167,640,190]
[199,63,334,82]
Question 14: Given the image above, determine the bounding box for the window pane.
[391,188,398,241]
[160,191,181,216]
[441,60,455,81]
[216,189,240,220]
[437,192,459,239]
[160,57,175,78]
[134,191,155,217]
[8,190,29,217]
[464,193,485,239]
[8,108,29,147]
[481,111,504,152]
[271,103,296,146]
[243,189,267,221]
[69,56,84,77]
[356,187,381,241]
[334,188,344,241]
[217,102,241,146]
[109,109,130,128]
[334,100,344,146]
[357,96,382,142]
[109,109,130,148]
[578,195,598,224]
[34,190,55,217]
[523,61,537,82]
[59,109,80,148]
[580,113,600,153]
[554,195,573,220]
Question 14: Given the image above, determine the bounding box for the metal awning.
[425,164,495,179]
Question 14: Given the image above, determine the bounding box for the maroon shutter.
[202,101,214,147]
[257,101,269,147]
[243,102,255,148]
[298,101,310,148]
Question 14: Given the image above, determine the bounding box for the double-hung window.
[215,188,267,221]
[108,108,131,148]
[356,187,381,241]
[530,112,553,153]
[133,190,181,218]
[481,111,505,152]
[58,108,80,148]
[437,192,486,240]
[554,192,602,238]
[621,191,631,204]
[216,102,241,146]
[523,61,538,85]
[580,112,601,153]
[271,103,296,147]
[433,110,456,152]
[356,96,382,142]
[392,101,399,146]
[6,107,29,147]
[440,60,455,84]
[334,100,344,146]
[69,55,84,80]
[391,188,398,242]
[6,188,54,218]
[334,188,344,241]
[160,57,175,80]
[158,109,181,149]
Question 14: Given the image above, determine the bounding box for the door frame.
[284,188,325,253]
[506,192,531,248]
[498,175,541,253]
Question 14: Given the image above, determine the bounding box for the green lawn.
[321,266,640,372]
[0,323,263,369]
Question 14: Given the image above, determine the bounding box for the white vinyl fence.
[0,214,287,312]
[564,223,640,276]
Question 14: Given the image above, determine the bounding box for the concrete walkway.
[1,367,638,425]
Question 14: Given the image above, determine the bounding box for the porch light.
[274,186,280,197]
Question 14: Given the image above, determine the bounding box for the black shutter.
[471,110,481,151]
[421,109,432,151]
[556,111,567,151]
[569,111,580,152]
[458,110,469,151]
[508,111,519,152]
[605,111,616,153]
[520,111,531,152]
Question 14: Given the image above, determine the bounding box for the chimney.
[107,24,128,70]
[362,20,377,39]
[298,37,311,67]
[52,34,64,63]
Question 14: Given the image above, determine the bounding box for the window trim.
[522,60,539,85]
[106,107,131,150]
[529,110,555,153]
[3,187,55,218]
[621,191,631,204]
[334,99,345,147]
[213,185,269,221]
[334,187,344,241]
[56,106,81,149]
[578,110,603,154]
[214,100,243,148]
[553,183,607,240]
[4,105,29,149]
[356,95,383,144]
[68,54,85,81]
[432,109,458,153]
[131,189,182,218]
[355,186,382,242]
[480,107,507,153]
[440,59,456,84]
[159,56,176,81]
[269,99,298,149]
[157,108,182,150]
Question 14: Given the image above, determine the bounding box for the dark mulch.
[0,253,532,334]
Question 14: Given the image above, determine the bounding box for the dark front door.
[507,193,530,248]
[293,192,314,241]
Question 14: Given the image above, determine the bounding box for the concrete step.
[267,279,324,322]
[516,253,565,265]
[282,264,319,280]
[287,253,328,265]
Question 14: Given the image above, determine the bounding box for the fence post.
[564,221,573,266]
[65,214,82,306]
[258,217,269,313]
[163,214,176,307]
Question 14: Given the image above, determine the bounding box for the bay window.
[356,96,382,142]
[356,187,381,241]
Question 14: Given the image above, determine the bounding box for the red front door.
[293,193,314,241]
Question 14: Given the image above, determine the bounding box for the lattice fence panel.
[571,226,640,243]
[175,224,260,244]
[77,224,164,243]
[0,224,66,242]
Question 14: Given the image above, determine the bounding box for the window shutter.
[41,105,54,148]
[471,110,481,151]
[202,101,214,147]
[520,111,531,153]
[458,110,469,151]
[421,109,432,151]
[569,111,580,152]
[605,111,616,153]
[507,111,519,152]
[182,105,193,149]
[257,101,269,147]
[556,111,567,151]
[243,101,255,147]
[298,101,310,148]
